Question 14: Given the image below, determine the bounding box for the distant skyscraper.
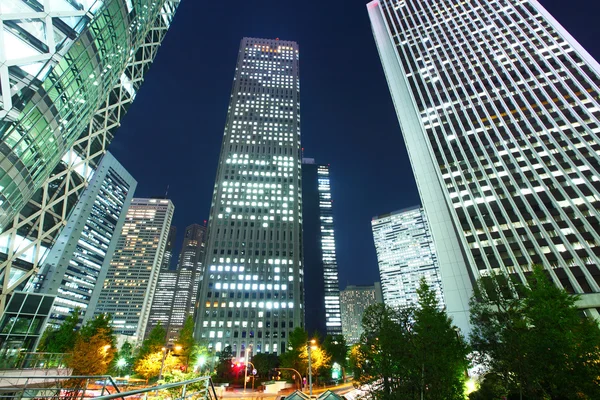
[0,0,180,315]
[92,198,174,341]
[371,207,443,310]
[146,269,178,340]
[368,0,600,329]
[195,37,303,358]
[340,283,383,345]
[29,152,136,326]
[177,224,207,317]
[162,227,178,270]
[302,158,342,337]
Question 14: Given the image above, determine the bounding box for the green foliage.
[37,308,81,353]
[80,313,115,347]
[214,345,234,381]
[134,323,167,376]
[322,334,348,379]
[470,265,600,400]
[68,329,115,375]
[113,341,135,376]
[175,316,204,370]
[351,280,469,400]
[135,351,177,381]
[251,353,279,378]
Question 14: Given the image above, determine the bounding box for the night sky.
[110,0,600,289]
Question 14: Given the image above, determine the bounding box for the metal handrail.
[95,376,217,400]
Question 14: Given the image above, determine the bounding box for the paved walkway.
[217,382,355,400]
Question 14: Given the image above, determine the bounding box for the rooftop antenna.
[165,184,170,198]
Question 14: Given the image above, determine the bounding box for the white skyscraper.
[368,0,600,332]
[372,207,443,310]
[91,198,174,341]
[195,38,303,359]
[340,283,383,345]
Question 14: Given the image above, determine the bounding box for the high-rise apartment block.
[28,152,136,326]
[368,0,600,331]
[340,283,383,345]
[0,0,179,315]
[195,38,303,359]
[302,159,342,336]
[371,207,443,310]
[92,198,174,341]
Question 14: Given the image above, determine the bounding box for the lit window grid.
[196,38,302,358]
[340,286,379,345]
[94,199,174,340]
[373,0,600,294]
[372,208,443,310]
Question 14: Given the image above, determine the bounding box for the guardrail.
[95,376,218,400]
[0,374,121,398]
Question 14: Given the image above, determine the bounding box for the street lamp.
[307,339,317,396]
[243,345,253,392]
[116,358,127,377]
[158,345,182,382]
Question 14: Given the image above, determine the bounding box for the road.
[218,382,355,400]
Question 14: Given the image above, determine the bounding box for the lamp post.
[307,339,316,396]
[243,345,253,392]
[158,345,182,382]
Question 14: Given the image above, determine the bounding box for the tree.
[80,313,116,348]
[175,316,196,370]
[136,323,166,362]
[470,265,600,399]
[69,329,115,375]
[134,351,178,381]
[412,280,469,400]
[280,328,331,384]
[251,353,279,378]
[113,341,135,376]
[322,335,348,380]
[37,308,81,353]
[215,345,234,381]
[350,282,469,400]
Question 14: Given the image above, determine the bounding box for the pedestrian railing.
[0,374,121,399]
[95,376,218,400]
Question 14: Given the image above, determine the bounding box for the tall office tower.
[162,227,178,270]
[302,158,342,336]
[195,38,303,359]
[177,224,207,316]
[368,0,600,331]
[340,283,383,345]
[30,152,136,326]
[0,0,179,314]
[91,198,174,342]
[146,269,178,341]
[371,207,443,310]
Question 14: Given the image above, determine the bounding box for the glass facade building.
[92,198,174,341]
[340,283,382,345]
[302,159,342,336]
[146,269,178,341]
[371,207,443,310]
[161,227,178,270]
[0,0,179,314]
[195,37,303,359]
[28,152,136,326]
[368,0,600,331]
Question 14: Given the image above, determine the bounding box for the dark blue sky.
[111,0,600,289]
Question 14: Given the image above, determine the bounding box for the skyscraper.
[340,283,383,345]
[371,207,443,310]
[368,0,600,331]
[0,0,179,314]
[146,269,178,340]
[195,38,303,358]
[162,227,178,270]
[177,224,207,317]
[29,152,136,326]
[302,158,342,337]
[91,198,174,341]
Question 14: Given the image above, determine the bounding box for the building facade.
[368,0,600,331]
[28,152,136,326]
[91,198,174,342]
[147,223,207,343]
[371,207,443,310]
[302,159,342,336]
[340,283,383,345]
[195,37,304,359]
[146,269,178,341]
[0,0,179,314]
[162,227,178,270]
